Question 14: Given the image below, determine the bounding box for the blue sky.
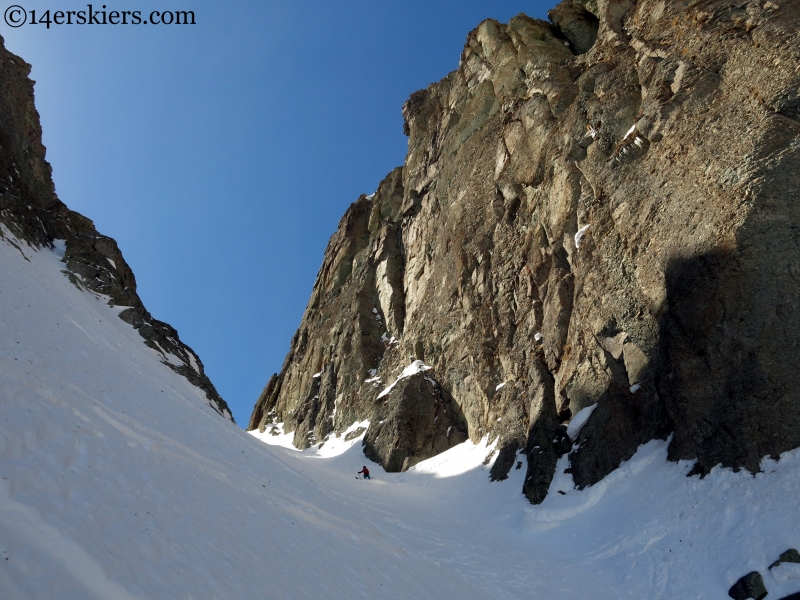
[4,0,553,424]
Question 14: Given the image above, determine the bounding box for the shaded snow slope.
[1,232,800,599]
[252,431,800,599]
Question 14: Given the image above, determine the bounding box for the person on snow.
[358,466,371,479]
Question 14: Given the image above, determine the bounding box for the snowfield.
[1,230,799,599]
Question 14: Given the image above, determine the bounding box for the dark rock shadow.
[548,1,599,55]
[569,379,672,490]
[657,248,800,475]
[658,116,800,475]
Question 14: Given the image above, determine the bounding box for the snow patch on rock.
[566,403,598,441]
[377,360,431,399]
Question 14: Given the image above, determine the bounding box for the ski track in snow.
[1,231,800,599]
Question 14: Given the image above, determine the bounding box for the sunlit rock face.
[250,0,800,503]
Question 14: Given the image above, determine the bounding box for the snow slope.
[1,230,799,599]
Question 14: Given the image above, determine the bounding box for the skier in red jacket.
[358,466,371,479]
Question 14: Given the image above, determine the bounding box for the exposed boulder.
[728,571,767,600]
[771,549,800,570]
[363,364,468,472]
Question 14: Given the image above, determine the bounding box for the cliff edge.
[251,0,800,502]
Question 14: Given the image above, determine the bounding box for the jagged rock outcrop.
[362,362,468,472]
[0,36,233,421]
[251,0,800,502]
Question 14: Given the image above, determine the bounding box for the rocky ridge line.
[0,36,233,422]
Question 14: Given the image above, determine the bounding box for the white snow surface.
[376,359,430,399]
[574,224,591,249]
[186,351,200,375]
[52,239,66,257]
[623,123,637,140]
[2,231,800,598]
[566,403,598,441]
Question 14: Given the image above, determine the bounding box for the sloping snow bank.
[250,419,371,458]
[0,233,475,599]
[252,429,800,598]
[2,230,800,599]
[254,422,800,598]
[524,441,800,598]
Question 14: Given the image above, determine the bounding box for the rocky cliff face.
[0,37,233,422]
[250,0,800,502]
